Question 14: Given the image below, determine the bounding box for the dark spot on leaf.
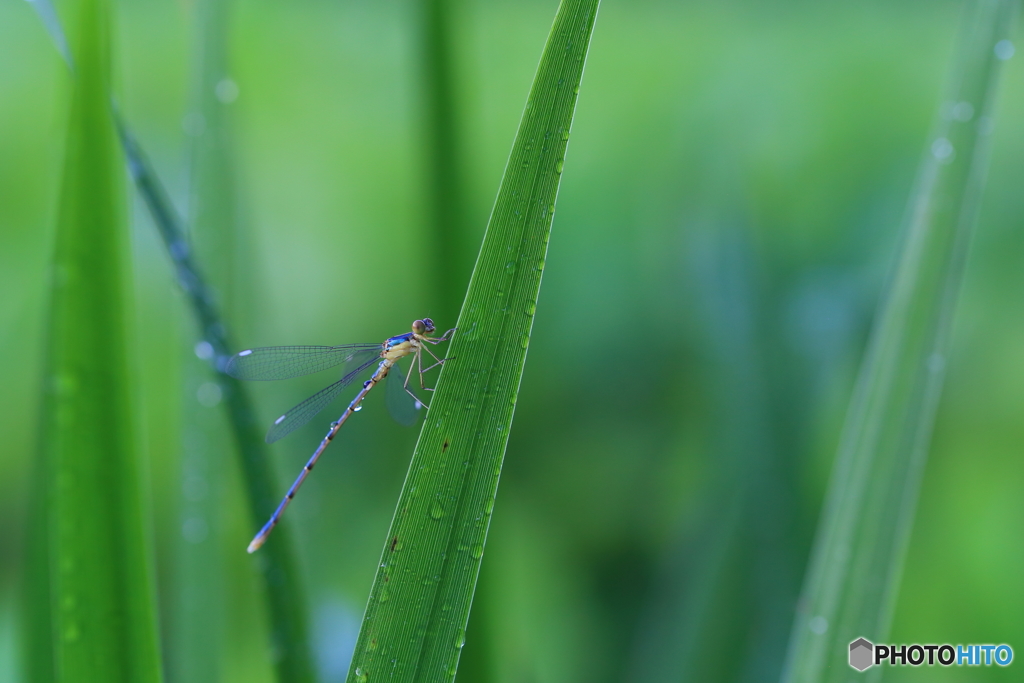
[442,440,450,452]
[390,536,399,552]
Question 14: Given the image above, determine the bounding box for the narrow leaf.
[419,0,471,323]
[119,116,316,683]
[781,2,1018,680]
[36,0,163,678]
[346,1,600,681]
[26,6,315,677]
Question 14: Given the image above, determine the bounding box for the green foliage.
[346,1,599,680]
[5,1,1024,682]
[119,87,315,683]
[170,0,315,678]
[781,2,1019,680]
[29,0,163,678]
[419,0,471,324]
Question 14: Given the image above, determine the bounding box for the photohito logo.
[849,638,1013,671]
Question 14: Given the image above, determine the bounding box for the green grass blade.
[170,0,289,678]
[28,25,315,676]
[346,1,600,680]
[118,118,315,683]
[781,2,1018,680]
[21,444,56,683]
[419,0,470,322]
[21,0,72,68]
[35,0,163,678]
[28,12,315,675]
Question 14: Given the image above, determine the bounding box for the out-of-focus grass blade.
[23,0,72,68]
[345,1,599,681]
[118,116,315,683]
[419,0,471,323]
[28,0,315,674]
[22,434,55,682]
[781,2,1018,680]
[168,0,284,678]
[31,0,163,678]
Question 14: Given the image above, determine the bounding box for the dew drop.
[215,78,240,104]
[355,667,368,683]
[471,544,484,560]
[555,159,564,174]
[354,405,363,412]
[485,499,494,515]
[196,382,222,407]
[931,137,954,162]
[379,589,390,603]
[430,501,445,519]
[951,101,974,122]
[194,340,214,360]
[455,629,466,649]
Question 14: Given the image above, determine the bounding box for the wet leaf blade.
[781,2,1018,680]
[35,0,164,678]
[346,1,601,681]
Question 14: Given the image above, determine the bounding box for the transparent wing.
[265,355,381,443]
[386,358,423,427]
[225,344,381,381]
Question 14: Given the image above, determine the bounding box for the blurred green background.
[2,0,1023,681]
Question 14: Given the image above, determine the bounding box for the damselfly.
[226,318,454,552]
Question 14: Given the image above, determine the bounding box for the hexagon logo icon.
[849,638,874,671]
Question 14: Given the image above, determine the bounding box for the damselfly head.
[413,318,436,335]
